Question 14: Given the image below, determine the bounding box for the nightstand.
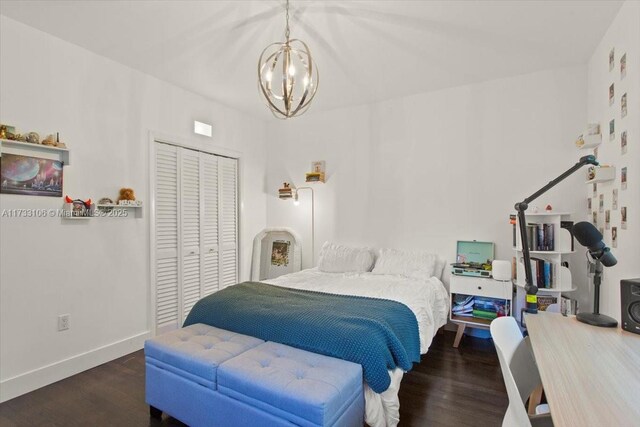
[449,275,513,348]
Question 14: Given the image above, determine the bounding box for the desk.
[525,312,640,427]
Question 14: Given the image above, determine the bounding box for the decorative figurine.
[42,134,56,146]
[117,188,136,205]
[25,132,40,144]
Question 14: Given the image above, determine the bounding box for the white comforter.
[264,268,450,427]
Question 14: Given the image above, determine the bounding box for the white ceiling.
[0,0,623,119]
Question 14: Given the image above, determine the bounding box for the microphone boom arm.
[515,155,598,316]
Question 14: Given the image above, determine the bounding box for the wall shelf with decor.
[585,165,616,184]
[0,138,70,165]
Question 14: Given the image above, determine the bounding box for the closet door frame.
[148,131,242,337]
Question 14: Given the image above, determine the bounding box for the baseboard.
[0,331,150,403]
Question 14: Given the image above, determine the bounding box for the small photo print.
[593,182,597,195]
[599,194,604,213]
[271,240,291,267]
[622,131,628,154]
[588,197,592,211]
[621,93,627,117]
[605,210,611,230]
[609,119,615,141]
[612,227,618,248]
[621,53,627,79]
[609,47,615,71]
[613,189,618,210]
[621,206,627,229]
[593,211,598,225]
[621,166,627,190]
[609,83,615,105]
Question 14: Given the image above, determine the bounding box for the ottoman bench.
[145,324,365,427]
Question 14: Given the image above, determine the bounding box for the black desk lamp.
[515,155,599,315]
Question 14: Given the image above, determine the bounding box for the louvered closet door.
[219,157,238,289]
[180,149,201,319]
[201,153,219,296]
[154,143,180,331]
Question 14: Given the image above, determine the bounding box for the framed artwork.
[621,167,627,190]
[599,194,604,213]
[622,131,628,154]
[621,53,627,79]
[588,197,592,211]
[621,207,627,230]
[605,210,610,230]
[621,93,627,117]
[612,227,618,248]
[609,119,615,141]
[0,153,63,197]
[613,189,618,210]
[270,240,291,267]
[609,47,615,71]
[609,83,614,105]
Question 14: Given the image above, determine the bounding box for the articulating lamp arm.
[515,155,598,316]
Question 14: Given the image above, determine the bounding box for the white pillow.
[317,242,375,273]
[372,248,438,279]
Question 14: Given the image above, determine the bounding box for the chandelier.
[258,0,319,119]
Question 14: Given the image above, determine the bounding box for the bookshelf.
[511,211,578,326]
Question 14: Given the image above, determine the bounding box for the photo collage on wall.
[590,46,631,248]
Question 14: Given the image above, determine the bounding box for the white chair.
[490,317,553,427]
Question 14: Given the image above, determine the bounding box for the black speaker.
[621,278,640,335]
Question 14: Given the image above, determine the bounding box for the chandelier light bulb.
[257,0,319,119]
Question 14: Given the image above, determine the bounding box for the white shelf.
[0,138,70,165]
[514,281,577,293]
[575,134,602,150]
[513,248,575,255]
[511,211,572,217]
[96,204,142,208]
[586,166,616,184]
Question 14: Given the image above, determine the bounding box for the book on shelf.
[472,309,498,320]
[520,257,559,289]
[537,295,558,311]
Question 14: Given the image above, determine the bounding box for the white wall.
[0,16,267,402]
[585,0,640,323]
[266,66,588,294]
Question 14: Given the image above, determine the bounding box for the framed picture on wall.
[609,83,615,105]
[621,207,627,229]
[621,93,627,117]
[621,53,627,79]
[599,194,604,213]
[621,167,627,190]
[0,153,63,197]
[609,119,615,141]
[609,47,615,71]
[613,189,618,210]
[622,131,628,154]
[605,210,611,230]
[612,227,618,248]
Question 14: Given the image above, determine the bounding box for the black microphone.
[572,221,617,267]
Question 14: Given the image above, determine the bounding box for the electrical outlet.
[58,314,70,331]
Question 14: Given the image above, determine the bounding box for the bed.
[184,243,450,427]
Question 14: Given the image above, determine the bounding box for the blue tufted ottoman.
[145,323,264,425]
[218,341,364,427]
[145,325,364,427]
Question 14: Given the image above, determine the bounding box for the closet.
[154,142,238,333]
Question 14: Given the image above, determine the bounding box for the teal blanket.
[184,282,420,393]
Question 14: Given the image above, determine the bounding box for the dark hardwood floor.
[0,331,507,427]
